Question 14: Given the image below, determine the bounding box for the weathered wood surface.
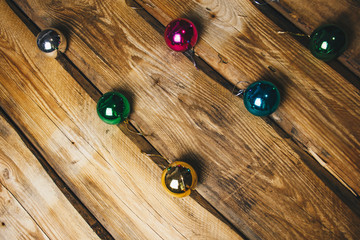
[266,0,360,77]
[131,0,360,197]
[6,0,360,239]
[0,1,243,239]
[0,114,99,240]
[0,184,49,240]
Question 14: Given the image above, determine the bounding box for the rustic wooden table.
[1,0,359,239]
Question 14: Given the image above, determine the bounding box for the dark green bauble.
[309,25,347,61]
[96,92,130,124]
[243,81,280,116]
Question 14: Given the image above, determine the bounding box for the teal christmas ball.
[96,92,130,124]
[243,81,280,116]
[309,25,347,61]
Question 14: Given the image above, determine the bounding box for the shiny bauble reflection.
[161,161,197,198]
[164,18,198,52]
[309,25,347,61]
[96,92,130,125]
[243,81,280,116]
[36,28,67,58]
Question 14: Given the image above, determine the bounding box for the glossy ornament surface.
[96,92,130,125]
[309,25,347,61]
[243,81,280,116]
[164,18,198,52]
[36,28,67,58]
[161,161,197,198]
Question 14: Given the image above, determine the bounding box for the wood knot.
[150,75,162,87]
[2,168,9,180]
[218,53,228,64]
[268,66,276,72]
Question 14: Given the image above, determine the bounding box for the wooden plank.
[1,109,115,240]
[0,116,99,239]
[0,1,243,239]
[266,0,360,77]
[129,0,360,197]
[8,0,360,239]
[0,184,49,240]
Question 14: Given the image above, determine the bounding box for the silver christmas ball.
[36,28,67,58]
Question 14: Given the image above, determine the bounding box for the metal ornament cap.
[243,81,280,116]
[96,91,130,125]
[36,28,67,58]
[161,161,198,198]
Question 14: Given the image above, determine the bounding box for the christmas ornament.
[161,161,197,198]
[309,24,347,62]
[278,24,347,61]
[36,28,67,58]
[236,81,280,116]
[97,91,130,125]
[164,18,198,67]
[164,18,198,52]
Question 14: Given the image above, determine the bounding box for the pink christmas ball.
[164,18,198,52]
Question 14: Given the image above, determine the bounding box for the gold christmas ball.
[161,161,197,198]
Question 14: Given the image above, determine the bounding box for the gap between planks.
[0,181,51,240]
[8,0,359,220]
[250,0,359,199]
[0,107,115,240]
[264,0,360,79]
[128,0,360,208]
[3,0,360,237]
[131,0,360,201]
[253,0,360,89]
[4,0,250,238]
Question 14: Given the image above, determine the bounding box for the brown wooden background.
[1,0,359,239]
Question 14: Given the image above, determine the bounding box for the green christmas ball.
[96,91,130,124]
[309,24,347,61]
[243,81,280,116]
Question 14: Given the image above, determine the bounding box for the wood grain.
[266,0,360,77]
[0,1,243,239]
[0,184,49,240]
[0,115,99,240]
[129,0,360,197]
[8,0,360,239]
[1,108,114,240]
